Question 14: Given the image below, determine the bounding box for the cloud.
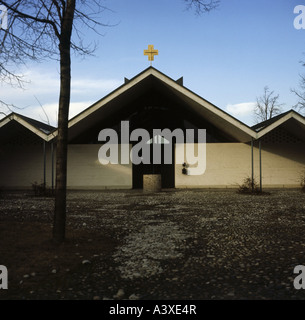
[226,102,256,117]
[23,68,122,100]
[1,66,121,103]
[71,78,122,95]
[25,69,60,95]
[0,66,122,125]
[225,102,256,126]
[21,101,94,127]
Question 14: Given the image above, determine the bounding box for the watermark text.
[0,265,8,289]
[98,121,207,176]
[294,5,305,30]
[294,265,305,289]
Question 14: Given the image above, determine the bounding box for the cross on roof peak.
[144,45,158,66]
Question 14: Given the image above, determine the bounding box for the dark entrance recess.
[132,139,175,189]
[130,104,181,190]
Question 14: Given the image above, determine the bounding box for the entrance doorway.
[132,135,175,189]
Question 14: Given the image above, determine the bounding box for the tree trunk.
[53,0,75,244]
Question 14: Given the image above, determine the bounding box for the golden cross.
[144,45,158,65]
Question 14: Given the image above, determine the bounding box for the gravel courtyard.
[1,188,305,300]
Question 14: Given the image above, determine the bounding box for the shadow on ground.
[1,189,305,300]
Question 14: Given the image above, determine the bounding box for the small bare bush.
[238,177,261,194]
[31,182,54,197]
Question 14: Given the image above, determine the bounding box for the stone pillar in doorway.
[143,174,162,192]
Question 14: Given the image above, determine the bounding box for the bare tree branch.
[0,0,112,244]
[291,72,305,115]
[0,99,16,113]
[0,0,60,39]
[184,0,220,14]
[254,86,283,123]
[0,0,112,80]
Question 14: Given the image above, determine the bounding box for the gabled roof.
[54,67,256,142]
[0,112,55,141]
[254,110,305,140]
[2,68,305,144]
[252,110,291,132]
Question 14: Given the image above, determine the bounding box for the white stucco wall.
[175,143,305,188]
[1,142,304,189]
[67,144,132,189]
[259,143,305,187]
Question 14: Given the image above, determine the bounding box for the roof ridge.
[0,111,55,134]
[252,110,292,131]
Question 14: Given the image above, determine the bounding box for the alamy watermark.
[0,265,8,290]
[294,5,305,30]
[97,121,207,176]
[0,5,8,30]
[294,265,305,290]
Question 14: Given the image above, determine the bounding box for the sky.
[1,0,305,127]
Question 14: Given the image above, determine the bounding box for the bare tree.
[184,0,220,14]
[254,86,283,123]
[0,0,109,244]
[291,73,305,115]
[0,0,218,244]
